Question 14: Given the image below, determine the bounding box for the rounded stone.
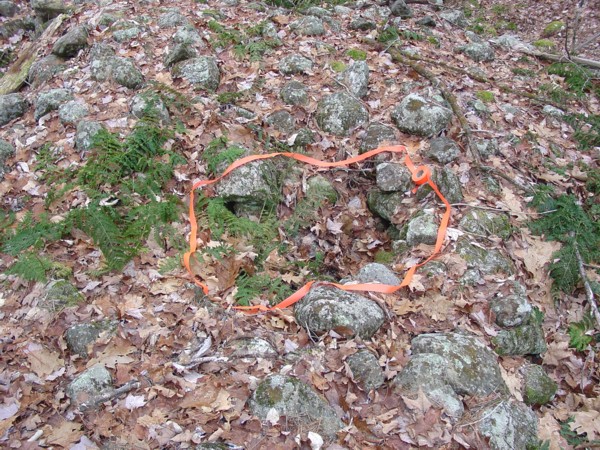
[265,110,295,133]
[347,350,384,391]
[35,88,74,121]
[406,213,438,246]
[58,100,89,125]
[391,93,453,137]
[360,122,398,154]
[67,364,113,406]
[0,93,28,126]
[376,162,412,192]
[306,175,338,203]
[28,54,65,87]
[279,54,313,75]
[316,92,368,137]
[172,57,220,91]
[427,137,460,164]
[52,25,88,58]
[290,16,325,36]
[353,263,400,285]
[459,210,511,239]
[294,285,385,339]
[158,10,188,28]
[280,81,308,105]
[75,120,105,151]
[337,61,369,98]
[522,364,557,405]
[476,399,538,450]
[130,93,170,123]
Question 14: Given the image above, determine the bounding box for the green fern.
[2,212,68,255]
[5,253,54,281]
[568,312,596,351]
[235,271,293,306]
[202,137,246,176]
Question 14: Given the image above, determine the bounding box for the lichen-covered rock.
[522,364,557,405]
[250,374,343,439]
[457,42,495,62]
[52,25,88,58]
[416,16,436,27]
[0,1,18,17]
[406,213,438,246]
[337,61,369,98]
[290,16,325,36]
[459,210,511,239]
[303,6,331,18]
[172,57,220,91]
[58,100,89,125]
[158,9,188,28]
[38,280,84,311]
[279,54,313,75]
[91,53,144,89]
[28,54,65,87]
[490,33,533,51]
[440,9,468,28]
[265,110,295,133]
[31,0,69,21]
[492,323,547,356]
[427,136,459,164]
[422,260,447,277]
[294,286,385,339]
[307,175,338,203]
[391,94,452,137]
[410,332,508,397]
[456,238,514,275]
[490,287,532,328]
[367,190,404,222]
[0,93,28,126]
[431,166,463,203]
[75,120,105,151]
[376,162,412,192]
[228,337,278,359]
[542,105,565,118]
[67,364,113,406]
[353,263,400,285]
[316,92,368,136]
[215,160,278,206]
[35,88,73,120]
[292,128,315,146]
[112,26,141,42]
[65,320,117,357]
[131,93,170,123]
[349,18,377,31]
[164,42,196,67]
[347,350,384,391]
[474,138,499,158]
[476,399,538,450]
[173,26,202,44]
[395,353,464,417]
[0,139,15,179]
[280,81,308,105]
[390,0,412,18]
[334,5,352,16]
[360,122,398,153]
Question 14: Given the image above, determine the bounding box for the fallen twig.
[572,237,600,329]
[79,379,141,412]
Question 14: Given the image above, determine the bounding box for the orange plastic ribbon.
[184,145,451,313]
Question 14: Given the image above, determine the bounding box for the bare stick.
[79,379,141,412]
[572,237,600,329]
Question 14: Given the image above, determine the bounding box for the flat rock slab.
[250,374,343,439]
[294,285,385,339]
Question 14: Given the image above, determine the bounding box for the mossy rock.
[492,323,547,356]
[459,210,511,239]
[533,39,556,50]
[347,350,384,391]
[456,238,514,275]
[367,190,405,223]
[65,320,118,357]
[306,175,338,203]
[523,364,557,405]
[315,92,368,137]
[542,20,564,38]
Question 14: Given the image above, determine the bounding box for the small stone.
[0,1,18,17]
[406,213,438,246]
[293,128,315,146]
[334,5,352,16]
[75,120,105,151]
[416,16,436,27]
[427,137,459,164]
[459,209,511,239]
[290,16,325,36]
[476,399,538,450]
[172,57,220,91]
[390,0,412,18]
[65,320,117,357]
[280,81,308,105]
[391,93,453,137]
[347,350,384,391]
[303,6,331,18]
[353,262,400,285]
[493,323,547,356]
[490,291,532,327]
[360,122,398,154]
[158,10,188,28]
[228,337,277,359]
[31,0,69,21]
[542,20,565,38]
[367,190,404,222]
[456,238,514,275]
[173,26,202,44]
[28,54,65,87]
[0,93,28,126]
[216,160,277,206]
[349,18,377,31]
[164,43,197,67]
[130,93,170,123]
[58,100,89,125]
[279,54,313,75]
[337,60,369,98]
[38,279,83,311]
[376,162,412,192]
[295,286,385,339]
[522,365,557,405]
[52,25,88,58]
[456,43,495,62]
[431,166,463,203]
[307,175,338,203]
[316,92,368,136]
[35,88,73,121]
[440,9,468,28]
[250,375,343,439]
[67,364,113,406]
[473,139,499,158]
[112,26,141,42]
[110,57,144,89]
[265,110,295,134]
[0,139,15,179]
[542,105,564,117]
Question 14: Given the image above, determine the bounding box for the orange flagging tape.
[184,145,451,313]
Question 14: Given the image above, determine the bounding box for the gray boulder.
[427,136,459,164]
[31,0,69,21]
[250,375,343,439]
[28,54,65,87]
[303,6,331,18]
[390,0,412,18]
[360,122,398,153]
[0,1,17,17]
[459,210,511,239]
[75,120,105,151]
[0,139,15,179]
[279,54,313,75]
[489,287,532,328]
[290,16,325,36]
[376,162,412,192]
[0,93,28,126]
[34,88,73,120]
[349,18,377,31]
[456,238,514,275]
[65,320,117,357]
[337,61,369,98]
[440,9,468,28]
[280,81,308,105]
[295,286,385,339]
[391,94,452,137]
[347,350,384,391]
[67,364,113,406]
[367,190,404,222]
[316,92,368,136]
[476,399,538,450]
[265,110,295,133]
[306,175,338,203]
[431,166,463,203]
[130,93,170,123]
[406,213,438,246]
[58,100,89,125]
[492,323,547,356]
[353,263,400,286]
[173,26,202,44]
[457,42,495,62]
[157,9,188,28]
[172,57,220,91]
[52,25,88,58]
[90,51,144,89]
[215,160,277,206]
[164,43,196,67]
[112,26,141,43]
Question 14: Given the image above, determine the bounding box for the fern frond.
[2,213,67,255]
[5,252,54,282]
